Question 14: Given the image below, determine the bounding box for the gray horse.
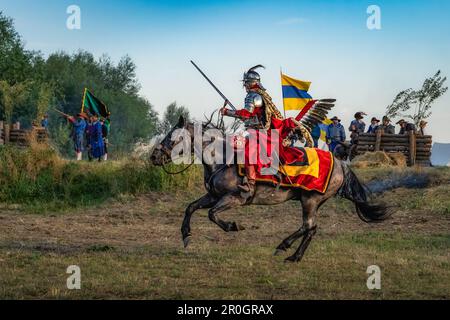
[150,116,390,263]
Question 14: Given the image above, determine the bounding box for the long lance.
[190,60,236,110]
[191,61,294,187]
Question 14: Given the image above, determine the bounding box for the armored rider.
[220,65,274,197]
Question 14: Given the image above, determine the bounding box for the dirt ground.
[0,182,449,299]
[0,190,448,251]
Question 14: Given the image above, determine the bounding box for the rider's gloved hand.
[220,107,228,115]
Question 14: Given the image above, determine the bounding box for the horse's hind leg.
[208,194,246,232]
[182,194,217,247]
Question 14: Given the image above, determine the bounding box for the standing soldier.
[367,117,380,133]
[326,116,346,152]
[349,112,366,144]
[417,120,428,136]
[349,112,366,135]
[90,114,105,162]
[101,117,110,161]
[396,119,416,134]
[41,114,49,131]
[85,115,94,161]
[378,116,395,134]
[68,113,88,161]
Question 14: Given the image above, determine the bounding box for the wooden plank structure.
[354,131,432,166]
[0,121,48,147]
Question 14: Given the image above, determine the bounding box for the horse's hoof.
[284,255,298,263]
[230,222,245,231]
[183,236,191,248]
[273,249,285,256]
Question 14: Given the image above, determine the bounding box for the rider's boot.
[238,164,256,197]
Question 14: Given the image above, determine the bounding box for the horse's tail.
[339,163,391,223]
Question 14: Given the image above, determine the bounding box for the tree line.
[0,12,189,157]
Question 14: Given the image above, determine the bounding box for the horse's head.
[150,115,190,166]
[150,111,226,166]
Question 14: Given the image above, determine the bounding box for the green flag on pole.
[81,88,110,118]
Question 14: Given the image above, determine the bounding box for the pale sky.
[2,0,449,142]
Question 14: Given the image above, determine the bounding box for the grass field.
[0,166,449,299]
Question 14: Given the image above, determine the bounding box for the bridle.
[162,160,194,175]
[157,130,195,175]
[155,122,227,176]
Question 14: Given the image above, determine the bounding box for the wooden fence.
[0,121,48,147]
[355,130,432,166]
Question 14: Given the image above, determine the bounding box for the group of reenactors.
[325,112,429,152]
[70,112,109,161]
[54,112,110,161]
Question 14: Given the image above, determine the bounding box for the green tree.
[159,102,190,134]
[0,80,29,124]
[0,11,160,157]
[0,12,36,85]
[36,83,54,122]
[386,70,448,126]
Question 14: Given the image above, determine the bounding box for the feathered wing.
[299,99,336,132]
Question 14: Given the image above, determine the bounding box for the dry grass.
[0,144,202,212]
[351,151,407,168]
[0,167,449,299]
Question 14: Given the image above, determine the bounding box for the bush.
[0,144,202,212]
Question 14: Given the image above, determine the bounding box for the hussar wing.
[300,99,336,132]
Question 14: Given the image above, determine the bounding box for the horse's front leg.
[182,194,217,247]
[208,194,246,232]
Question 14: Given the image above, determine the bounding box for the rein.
[162,159,194,175]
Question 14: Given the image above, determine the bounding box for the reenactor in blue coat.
[367,117,380,133]
[349,112,366,145]
[90,114,105,161]
[326,116,346,152]
[68,113,88,161]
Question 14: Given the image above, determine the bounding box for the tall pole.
[280,67,286,119]
[80,87,87,113]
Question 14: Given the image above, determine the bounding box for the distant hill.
[431,143,450,166]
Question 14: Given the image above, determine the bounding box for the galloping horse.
[150,116,391,263]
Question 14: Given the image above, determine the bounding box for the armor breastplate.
[244,92,264,129]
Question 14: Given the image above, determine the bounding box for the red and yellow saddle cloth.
[238,147,334,194]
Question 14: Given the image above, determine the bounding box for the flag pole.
[280,67,286,118]
[80,87,87,113]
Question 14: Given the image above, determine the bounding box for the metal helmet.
[243,64,265,90]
